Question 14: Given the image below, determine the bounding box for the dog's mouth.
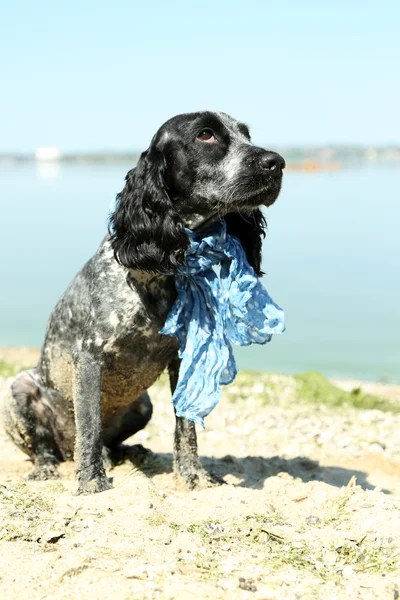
[244,184,281,206]
[192,188,280,232]
[222,165,283,208]
[230,178,283,210]
[188,174,283,232]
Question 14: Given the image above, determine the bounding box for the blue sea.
[0,162,399,382]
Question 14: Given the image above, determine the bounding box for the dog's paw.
[76,474,113,495]
[105,443,152,468]
[186,469,225,490]
[176,462,225,490]
[27,463,60,481]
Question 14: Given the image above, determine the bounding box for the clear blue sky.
[1,0,399,151]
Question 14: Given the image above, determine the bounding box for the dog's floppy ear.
[109,144,188,273]
[224,209,267,276]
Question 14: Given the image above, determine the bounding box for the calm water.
[0,162,399,382]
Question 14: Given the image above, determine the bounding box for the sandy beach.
[1,347,399,599]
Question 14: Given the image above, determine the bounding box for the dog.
[3,111,285,494]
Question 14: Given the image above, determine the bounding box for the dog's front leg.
[169,357,224,489]
[73,350,112,495]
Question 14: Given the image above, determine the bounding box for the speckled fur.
[3,111,284,494]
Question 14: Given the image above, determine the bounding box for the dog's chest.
[99,277,179,416]
[99,271,176,354]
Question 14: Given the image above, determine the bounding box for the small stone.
[238,578,257,592]
[322,549,337,566]
[40,531,65,544]
[342,565,354,578]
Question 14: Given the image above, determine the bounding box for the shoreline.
[1,346,399,401]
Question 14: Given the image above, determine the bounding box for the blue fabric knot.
[160,220,285,427]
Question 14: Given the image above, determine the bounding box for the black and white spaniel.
[3,111,285,494]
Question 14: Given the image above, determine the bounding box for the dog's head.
[109,111,285,275]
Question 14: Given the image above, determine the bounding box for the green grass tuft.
[0,361,22,378]
[295,371,400,413]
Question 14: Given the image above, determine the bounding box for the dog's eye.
[197,129,215,143]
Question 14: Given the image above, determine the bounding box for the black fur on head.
[109,111,284,275]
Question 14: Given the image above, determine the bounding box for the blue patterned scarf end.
[160,220,285,427]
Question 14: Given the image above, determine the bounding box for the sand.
[0,348,399,599]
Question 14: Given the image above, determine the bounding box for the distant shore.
[1,145,399,169]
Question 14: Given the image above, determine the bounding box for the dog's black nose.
[260,151,286,174]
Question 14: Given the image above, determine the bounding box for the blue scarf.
[160,220,285,427]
